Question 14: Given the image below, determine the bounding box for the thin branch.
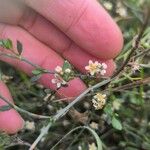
[4,141,31,149]
[29,78,112,150]
[29,123,52,150]
[0,94,50,119]
[133,48,150,59]
[0,53,55,74]
[113,9,150,78]
[105,77,150,92]
[0,52,96,79]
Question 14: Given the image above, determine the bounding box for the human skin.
[0,0,123,134]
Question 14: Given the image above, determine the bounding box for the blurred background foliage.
[0,0,150,150]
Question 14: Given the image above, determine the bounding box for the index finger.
[24,0,123,59]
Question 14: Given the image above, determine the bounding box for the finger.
[63,44,115,77]
[24,0,123,59]
[0,81,24,134]
[19,12,115,76]
[0,23,86,98]
[19,8,71,54]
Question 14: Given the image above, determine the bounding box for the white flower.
[90,122,98,129]
[61,80,67,85]
[55,66,63,75]
[103,1,113,10]
[2,75,13,83]
[62,120,70,126]
[100,69,106,76]
[51,78,61,88]
[85,60,107,76]
[133,63,140,71]
[65,68,71,73]
[117,7,127,17]
[92,93,106,110]
[85,60,100,76]
[51,74,67,88]
[78,146,82,150]
[102,63,108,69]
[55,62,73,75]
[100,63,107,75]
[25,121,35,131]
[88,143,97,150]
[129,61,141,73]
[116,2,127,17]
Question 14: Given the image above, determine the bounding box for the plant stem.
[0,94,50,119]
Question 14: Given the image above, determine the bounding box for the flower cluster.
[51,61,74,89]
[51,60,107,88]
[51,74,67,89]
[92,93,107,110]
[85,60,107,76]
[55,65,71,75]
[129,61,141,73]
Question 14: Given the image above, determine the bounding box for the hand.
[0,0,123,134]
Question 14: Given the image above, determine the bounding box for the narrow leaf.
[0,105,12,112]
[112,117,122,130]
[1,39,13,49]
[32,69,42,75]
[17,40,23,55]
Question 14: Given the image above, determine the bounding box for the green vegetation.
[0,0,150,149]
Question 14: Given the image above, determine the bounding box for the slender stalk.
[29,123,52,150]
[0,53,55,74]
[113,9,150,78]
[29,78,112,149]
[0,94,50,119]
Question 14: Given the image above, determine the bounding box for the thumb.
[0,81,24,134]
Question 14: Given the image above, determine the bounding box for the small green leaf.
[104,104,113,116]
[32,69,42,75]
[62,73,74,82]
[112,117,122,130]
[0,105,12,112]
[1,39,13,49]
[17,40,23,55]
[61,60,75,82]
[62,60,72,71]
